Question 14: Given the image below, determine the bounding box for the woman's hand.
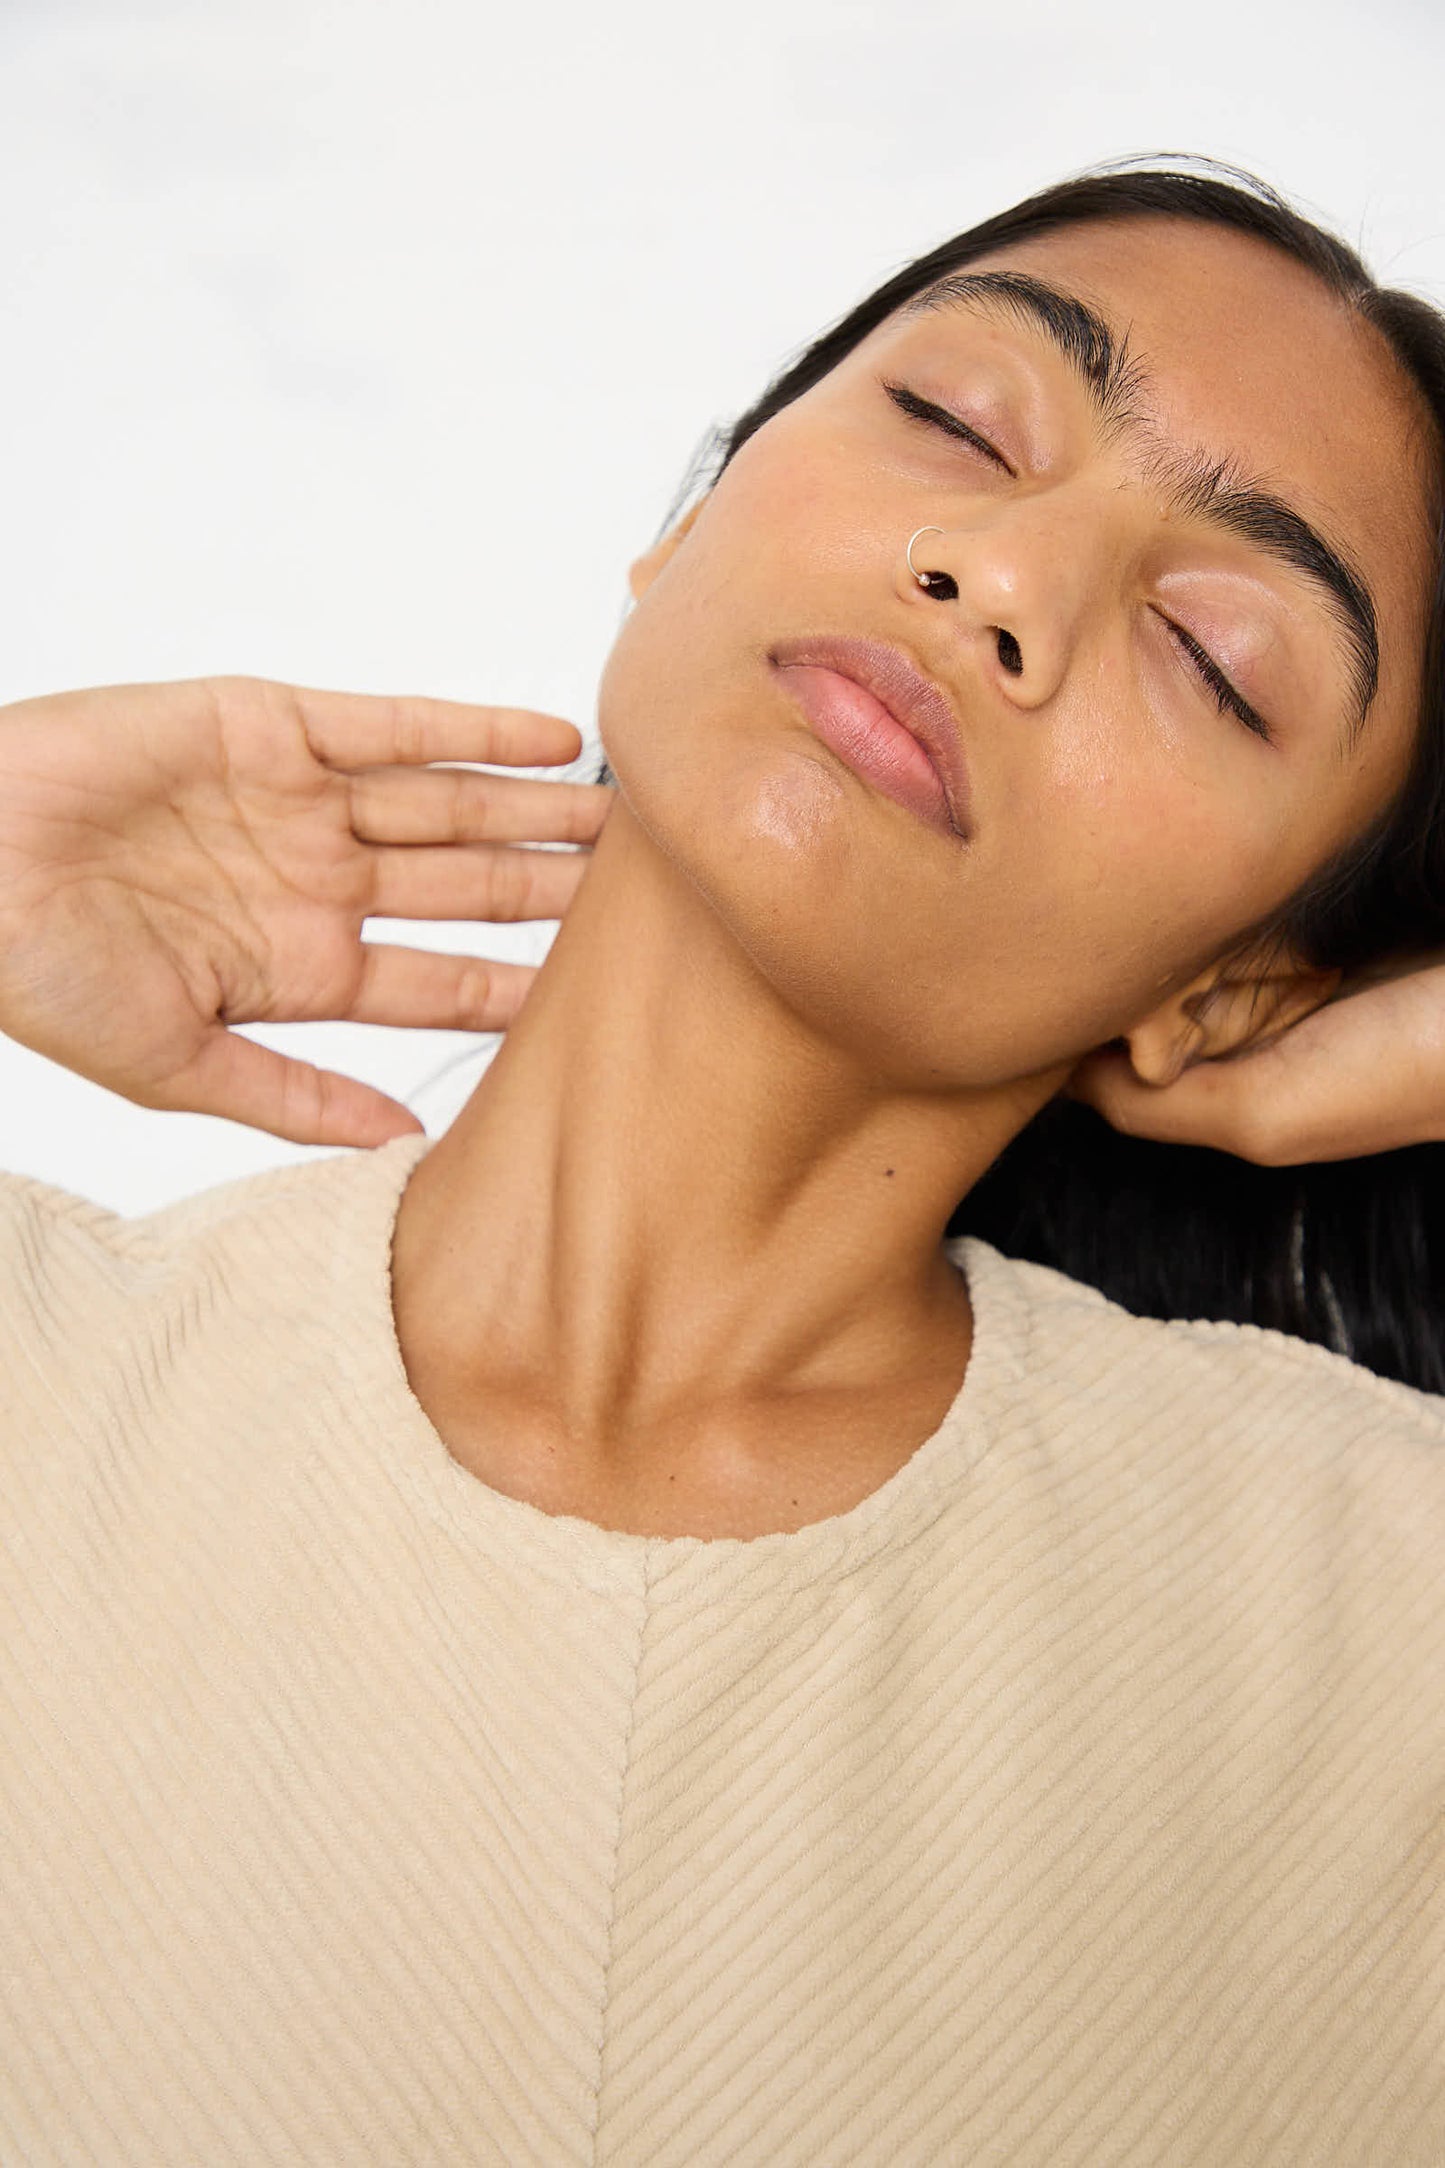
[0,675,613,1147]
[1066,949,1445,1165]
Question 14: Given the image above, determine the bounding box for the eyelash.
[882,379,1275,746]
[1163,621,1273,744]
[884,379,1014,475]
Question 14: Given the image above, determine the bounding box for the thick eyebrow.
[897,269,1380,744]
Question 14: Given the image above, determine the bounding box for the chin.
[721,731,856,855]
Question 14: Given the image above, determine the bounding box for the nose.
[900,513,1079,705]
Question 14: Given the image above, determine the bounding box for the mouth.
[768,634,973,841]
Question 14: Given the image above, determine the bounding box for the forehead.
[880,216,1438,711]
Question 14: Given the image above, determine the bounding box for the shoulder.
[0,1143,343,1282]
[0,1134,433,1523]
[0,1133,429,1377]
[955,1233,1445,1459]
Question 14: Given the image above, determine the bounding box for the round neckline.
[333,1132,1021,1602]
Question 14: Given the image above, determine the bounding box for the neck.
[389,794,1059,1510]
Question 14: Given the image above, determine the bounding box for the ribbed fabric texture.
[1,1133,1443,2167]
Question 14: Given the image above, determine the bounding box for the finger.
[365,840,591,923]
[347,765,613,847]
[1067,1045,1277,1156]
[154,1027,426,1149]
[347,943,540,1031]
[292,685,588,771]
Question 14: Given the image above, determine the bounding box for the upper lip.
[770,633,973,837]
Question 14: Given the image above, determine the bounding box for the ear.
[627,496,708,601]
[1123,941,1344,1087]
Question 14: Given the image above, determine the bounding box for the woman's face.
[596,214,1439,1091]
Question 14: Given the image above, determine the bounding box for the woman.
[2,156,1443,2164]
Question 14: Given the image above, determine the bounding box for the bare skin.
[1068,946,1445,1162]
[0,676,612,1144]
[390,215,1439,1538]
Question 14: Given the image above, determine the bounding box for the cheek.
[996,720,1301,980]
[594,514,842,858]
[720,408,857,515]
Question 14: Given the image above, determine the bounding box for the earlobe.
[1122,952,1343,1089]
[626,497,708,601]
[1123,994,1210,1089]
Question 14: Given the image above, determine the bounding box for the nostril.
[996,628,1023,675]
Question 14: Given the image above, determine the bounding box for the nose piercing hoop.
[906,526,947,589]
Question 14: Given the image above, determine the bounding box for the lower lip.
[772,663,960,838]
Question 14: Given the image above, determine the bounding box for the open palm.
[0,674,612,1146]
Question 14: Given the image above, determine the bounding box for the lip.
[768,634,973,839]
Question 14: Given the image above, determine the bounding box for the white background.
[1,0,1442,1214]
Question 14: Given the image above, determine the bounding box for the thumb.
[151,1025,425,1148]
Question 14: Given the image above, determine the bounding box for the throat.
[396,1346,971,1542]
[390,1138,976,1539]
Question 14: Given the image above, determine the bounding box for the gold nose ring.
[906,525,946,588]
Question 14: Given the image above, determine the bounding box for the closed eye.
[882,380,1015,476]
[884,378,1274,746]
[1161,617,1274,744]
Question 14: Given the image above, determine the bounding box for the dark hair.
[594,153,1445,1391]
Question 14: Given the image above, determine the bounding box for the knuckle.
[453,770,490,838]
[455,957,495,1022]
[200,673,269,727]
[390,700,429,766]
[287,1060,324,1126]
[566,787,610,842]
[1079,1074,1142,1137]
[347,771,379,828]
[196,672,248,705]
[1230,1099,1288,1166]
[494,846,533,918]
[1097,1090,1143,1139]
